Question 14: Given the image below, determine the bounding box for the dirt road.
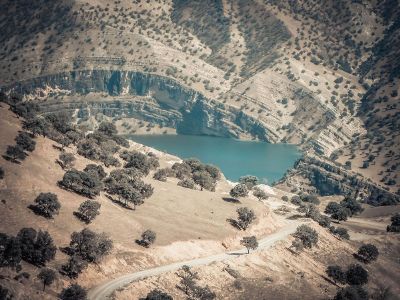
[88,221,300,300]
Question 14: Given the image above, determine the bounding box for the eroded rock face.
[5,70,269,141]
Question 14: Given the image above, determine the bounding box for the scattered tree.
[74,200,101,224]
[387,213,400,232]
[357,244,379,263]
[240,236,258,254]
[97,121,117,136]
[334,286,368,300]
[253,187,268,200]
[293,225,318,249]
[15,132,36,152]
[59,284,87,300]
[331,206,350,222]
[0,167,4,180]
[239,175,259,189]
[59,169,103,198]
[140,289,173,300]
[325,202,341,215]
[234,207,256,230]
[38,268,56,291]
[31,192,61,218]
[331,227,350,240]
[346,264,368,285]
[230,184,248,200]
[5,145,27,162]
[177,178,196,189]
[340,197,363,216]
[326,265,346,284]
[60,255,88,279]
[0,233,22,268]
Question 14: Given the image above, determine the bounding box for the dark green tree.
[240,236,258,254]
[357,244,379,263]
[326,265,346,284]
[346,264,368,285]
[59,284,87,300]
[31,192,61,218]
[37,268,56,291]
[230,184,249,199]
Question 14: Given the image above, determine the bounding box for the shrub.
[0,167,4,180]
[137,230,156,248]
[281,195,289,202]
[230,184,248,199]
[17,228,56,266]
[0,285,13,300]
[318,215,331,228]
[177,178,196,189]
[69,228,113,262]
[15,132,36,152]
[326,265,346,284]
[293,225,318,249]
[59,153,75,169]
[97,122,117,136]
[75,200,101,224]
[239,175,259,189]
[59,284,87,300]
[387,213,400,232]
[357,244,379,263]
[172,162,192,179]
[291,195,301,206]
[346,264,368,285]
[59,169,103,198]
[38,268,56,291]
[253,187,268,200]
[331,206,350,222]
[331,227,350,240]
[153,168,173,182]
[300,194,320,205]
[31,192,61,218]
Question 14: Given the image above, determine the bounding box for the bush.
[239,175,259,189]
[74,200,101,224]
[357,244,379,263]
[281,195,289,202]
[326,265,346,284]
[38,268,56,291]
[193,171,216,191]
[331,206,350,222]
[140,289,172,300]
[293,225,318,249]
[59,169,103,198]
[177,178,196,189]
[59,284,87,300]
[153,168,173,182]
[15,132,36,152]
[97,122,117,136]
[121,151,155,175]
[172,162,192,179]
[59,153,75,169]
[31,192,61,219]
[331,227,350,240]
[346,264,368,285]
[318,215,331,228]
[69,228,113,262]
[0,167,4,180]
[387,213,400,232]
[17,228,56,266]
[291,195,301,206]
[253,187,268,200]
[0,285,13,300]
[334,286,368,300]
[230,184,248,199]
[137,230,156,248]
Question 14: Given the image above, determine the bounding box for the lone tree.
[58,153,75,169]
[230,183,249,200]
[37,268,56,291]
[235,207,256,230]
[59,284,87,300]
[240,236,258,254]
[346,264,368,285]
[326,265,346,284]
[293,225,318,249]
[31,193,61,219]
[6,145,27,162]
[75,200,101,224]
[15,132,36,152]
[137,230,156,248]
[357,244,379,263]
[140,289,173,300]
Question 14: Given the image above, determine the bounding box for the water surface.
[129,134,301,183]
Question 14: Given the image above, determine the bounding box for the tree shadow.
[226,218,242,230]
[2,155,21,164]
[222,197,241,204]
[105,194,134,210]
[353,253,368,263]
[135,239,149,248]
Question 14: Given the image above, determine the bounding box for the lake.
[129,134,302,183]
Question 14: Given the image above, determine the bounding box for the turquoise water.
[129,134,301,183]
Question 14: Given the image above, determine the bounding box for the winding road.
[88,222,300,300]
